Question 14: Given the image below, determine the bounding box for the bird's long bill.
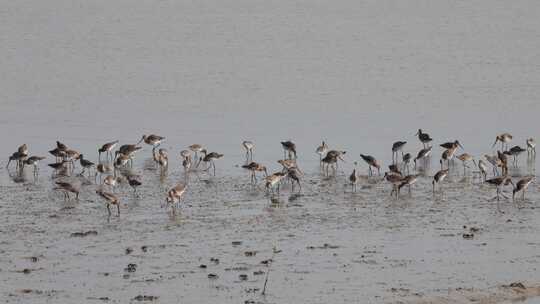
[339,156,346,163]
[491,138,498,148]
[458,142,464,149]
[136,137,143,145]
[414,131,419,136]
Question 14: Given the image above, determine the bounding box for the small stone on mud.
[244,251,256,257]
[71,231,98,237]
[22,268,31,274]
[30,257,38,263]
[199,264,207,269]
[462,233,474,239]
[125,247,133,255]
[125,263,137,273]
[253,270,264,275]
[509,282,526,289]
[133,295,159,301]
[260,259,272,265]
[141,246,148,252]
[239,274,248,281]
[208,273,218,279]
[232,241,242,246]
[210,257,219,264]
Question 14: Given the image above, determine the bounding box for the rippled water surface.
[1,0,540,303]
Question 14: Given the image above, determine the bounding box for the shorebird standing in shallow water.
[189,144,204,165]
[384,172,403,198]
[321,154,338,176]
[485,176,512,211]
[415,129,433,148]
[200,150,224,176]
[49,148,66,163]
[79,154,95,176]
[7,151,27,170]
[54,181,80,200]
[456,153,473,175]
[526,138,536,157]
[127,175,142,193]
[153,148,168,171]
[242,141,254,162]
[242,162,268,184]
[138,134,165,153]
[360,154,381,176]
[116,144,142,167]
[281,141,297,160]
[440,146,458,170]
[504,146,526,167]
[473,159,488,182]
[512,176,534,202]
[414,147,432,169]
[98,140,118,162]
[391,141,406,164]
[23,156,46,175]
[7,144,29,169]
[166,183,187,215]
[398,174,420,196]
[316,141,329,164]
[492,133,512,151]
[432,169,448,193]
[265,172,286,194]
[286,168,302,192]
[349,167,359,192]
[440,140,463,150]
[96,189,121,216]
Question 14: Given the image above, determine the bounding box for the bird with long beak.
[281,141,297,160]
[199,150,223,176]
[492,133,512,151]
[23,156,46,175]
[473,159,488,182]
[242,162,268,184]
[98,140,118,162]
[360,154,381,176]
[512,176,534,202]
[504,146,526,167]
[384,172,403,198]
[265,172,286,194]
[415,129,433,148]
[166,183,187,215]
[138,134,165,153]
[96,189,121,216]
[440,140,464,150]
[432,169,448,193]
[485,176,513,211]
[414,146,432,169]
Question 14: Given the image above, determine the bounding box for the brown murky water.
[1,0,540,303]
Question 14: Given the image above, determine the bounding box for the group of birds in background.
[5,129,537,216]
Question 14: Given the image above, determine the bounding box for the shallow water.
[1,0,540,303]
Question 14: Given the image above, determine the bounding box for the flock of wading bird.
[4,130,538,216]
